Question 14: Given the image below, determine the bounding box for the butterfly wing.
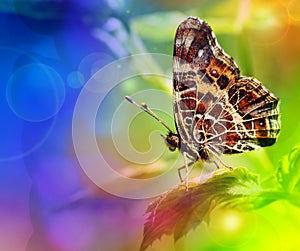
[213,76,280,154]
[173,17,280,160]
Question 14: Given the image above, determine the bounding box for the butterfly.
[126,17,280,190]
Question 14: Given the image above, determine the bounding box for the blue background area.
[0,1,148,250]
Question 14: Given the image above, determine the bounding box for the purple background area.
[0,1,151,250]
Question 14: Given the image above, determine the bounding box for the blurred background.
[1,0,300,250]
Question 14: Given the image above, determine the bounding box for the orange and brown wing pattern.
[173,17,280,161]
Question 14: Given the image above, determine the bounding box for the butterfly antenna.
[125,96,173,132]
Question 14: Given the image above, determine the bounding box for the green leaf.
[255,190,300,209]
[140,167,262,251]
[277,146,300,193]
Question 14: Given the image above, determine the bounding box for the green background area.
[111,1,300,250]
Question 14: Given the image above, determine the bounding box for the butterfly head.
[163,132,180,152]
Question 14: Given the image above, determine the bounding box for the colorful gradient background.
[1,0,300,251]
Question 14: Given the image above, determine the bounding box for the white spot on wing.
[198,49,203,58]
[176,38,183,46]
[184,34,194,50]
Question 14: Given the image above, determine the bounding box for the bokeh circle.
[6,63,65,122]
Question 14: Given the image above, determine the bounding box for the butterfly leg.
[177,160,194,183]
[178,152,194,191]
[208,148,233,170]
[213,159,233,170]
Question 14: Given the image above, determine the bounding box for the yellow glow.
[222,212,241,232]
